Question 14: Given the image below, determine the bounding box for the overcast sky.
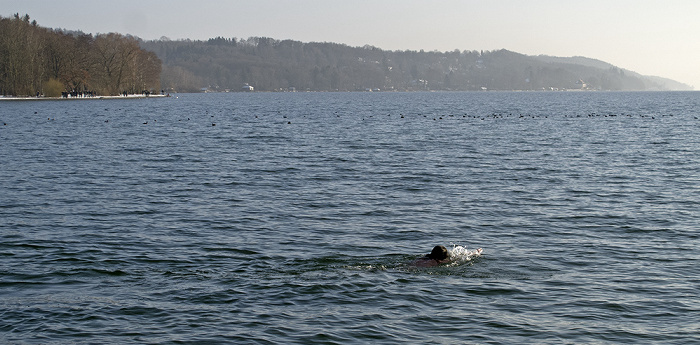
[3,0,699,88]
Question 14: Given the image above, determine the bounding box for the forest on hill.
[0,14,161,97]
[142,36,691,93]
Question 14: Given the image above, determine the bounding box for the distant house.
[242,83,254,92]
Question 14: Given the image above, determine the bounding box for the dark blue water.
[1,91,699,344]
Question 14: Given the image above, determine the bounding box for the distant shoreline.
[0,94,169,101]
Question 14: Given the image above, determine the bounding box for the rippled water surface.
[1,92,699,344]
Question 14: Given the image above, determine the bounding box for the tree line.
[0,14,161,97]
[142,36,689,93]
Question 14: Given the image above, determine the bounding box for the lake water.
[1,91,699,344]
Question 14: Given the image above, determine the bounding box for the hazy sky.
[3,0,699,88]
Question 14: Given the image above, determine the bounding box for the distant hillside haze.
[530,55,691,91]
[141,36,693,93]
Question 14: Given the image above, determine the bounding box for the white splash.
[446,244,483,266]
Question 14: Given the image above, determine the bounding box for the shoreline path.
[0,94,168,101]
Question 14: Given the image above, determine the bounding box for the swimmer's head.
[428,245,448,261]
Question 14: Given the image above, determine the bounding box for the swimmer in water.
[413,245,450,267]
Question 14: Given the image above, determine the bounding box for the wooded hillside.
[142,36,691,93]
[0,14,161,97]
[2,15,690,96]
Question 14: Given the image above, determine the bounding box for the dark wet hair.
[428,245,448,261]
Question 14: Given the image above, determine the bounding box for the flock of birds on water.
[2,108,699,128]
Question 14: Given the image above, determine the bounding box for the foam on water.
[446,244,483,266]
